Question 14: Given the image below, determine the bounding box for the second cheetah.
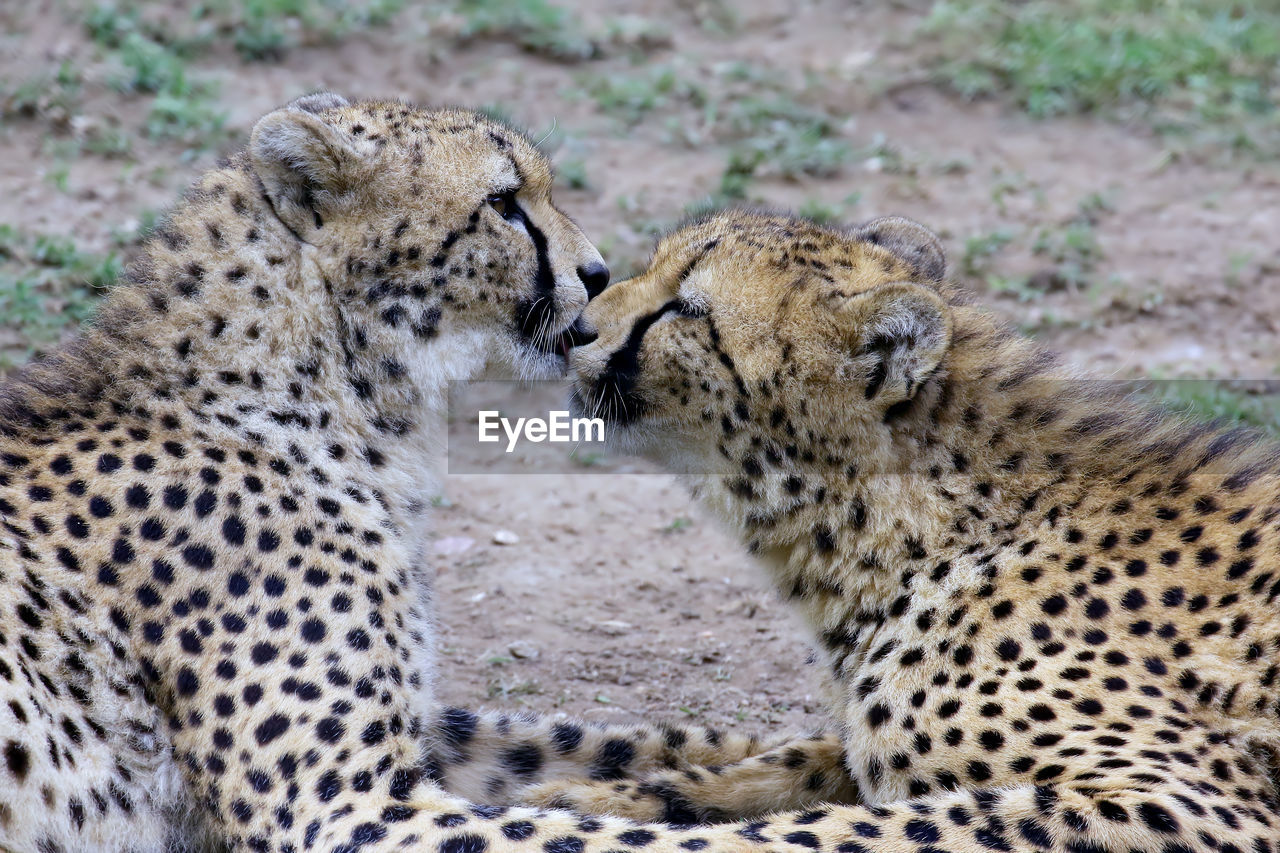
[546,208,1280,853]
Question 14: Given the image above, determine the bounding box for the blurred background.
[2,0,1278,731]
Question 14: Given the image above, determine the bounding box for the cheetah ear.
[852,216,946,282]
[838,282,952,404]
[249,98,367,236]
[286,91,350,114]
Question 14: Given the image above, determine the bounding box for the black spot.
[551,722,583,754]
[251,642,278,664]
[979,730,1005,750]
[163,484,188,510]
[315,717,344,743]
[1137,802,1179,833]
[1097,801,1129,822]
[1041,595,1067,616]
[439,834,488,853]
[361,720,386,746]
[194,490,216,517]
[183,544,215,570]
[175,666,200,696]
[439,708,478,747]
[315,769,342,802]
[502,821,536,842]
[996,639,1021,662]
[65,515,90,538]
[258,530,281,552]
[543,839,585,853]
[255,714,290,746]
[903,820,940,844]
[782,831,820,849]
[4,740,30,781]
[299,618,326,643]
[618,829,657,847]
[1121,589,1146,610]
[590,739,635,781]
[501,743,544,778]
[222,516,246,546]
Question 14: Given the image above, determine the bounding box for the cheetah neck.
[693,307,1280,699]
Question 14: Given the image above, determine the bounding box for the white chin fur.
[480,336,568,382]
[514,346,569,381]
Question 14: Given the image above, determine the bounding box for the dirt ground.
[2,0,1278,735]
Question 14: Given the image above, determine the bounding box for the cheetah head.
[571,209,952,472]
[250,93,608,381]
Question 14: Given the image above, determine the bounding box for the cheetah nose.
[577,262,611,299]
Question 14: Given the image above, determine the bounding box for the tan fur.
[552,208,1280,851]
[0,93,655,853]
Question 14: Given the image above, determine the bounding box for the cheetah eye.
[486,191,518,220]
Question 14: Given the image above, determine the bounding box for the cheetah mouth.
[566,301,663,425]
[522,313,598,361]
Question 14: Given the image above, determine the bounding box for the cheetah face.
[250,94,608,382]
[571,209,951,469]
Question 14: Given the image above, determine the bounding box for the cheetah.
[0,92,813,853]
[541,208,1280,852]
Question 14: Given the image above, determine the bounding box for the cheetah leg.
[426,706,803,804]
[0,588,197,853]
[322,778,1267,852]
[515,733,859,822]
[669,781,1272,852]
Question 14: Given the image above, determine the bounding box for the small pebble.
[509,641,539,660]
[492,529,520,545]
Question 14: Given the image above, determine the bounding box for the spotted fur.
[2,92,898,853]
[0,91,636,852]
[553,208,1280,851]
[427,706,832,808]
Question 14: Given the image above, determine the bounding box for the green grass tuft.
[453,0,598,61]
[0,227,120,365]
[921,0,1280,156]
[582,66,705,125]
[582,62,852,201]
[1149,381,1280,438]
